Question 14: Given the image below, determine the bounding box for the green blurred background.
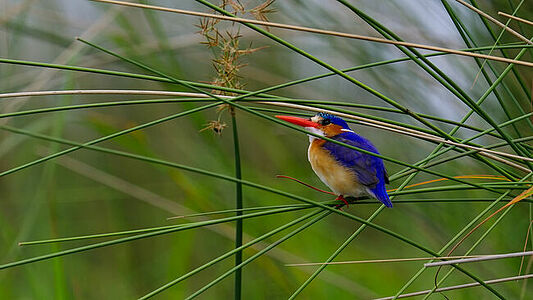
[1,0,532,299]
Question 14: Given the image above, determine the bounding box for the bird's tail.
[369,184,393,208]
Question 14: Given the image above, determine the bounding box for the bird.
[276,112,392,208]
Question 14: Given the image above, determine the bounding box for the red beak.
[275,115,320,128]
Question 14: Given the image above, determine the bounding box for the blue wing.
[323,132,392,207]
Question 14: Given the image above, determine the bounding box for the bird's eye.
[321,119,331,125]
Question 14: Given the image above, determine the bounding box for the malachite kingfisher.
[276,112,392,208]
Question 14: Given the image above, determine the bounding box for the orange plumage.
[308,139,364,197]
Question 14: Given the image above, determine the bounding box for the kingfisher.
[276,112,392,208]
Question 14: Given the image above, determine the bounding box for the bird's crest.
[316,113,350,129]
[310,113,351,137]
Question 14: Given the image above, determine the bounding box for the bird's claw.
[335,195,349,209]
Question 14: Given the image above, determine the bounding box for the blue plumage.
[323,132,392,207]
[317,112,348,127]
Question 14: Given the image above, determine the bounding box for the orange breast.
[308,139,364,197]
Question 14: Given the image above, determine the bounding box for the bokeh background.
[1,0,532,299]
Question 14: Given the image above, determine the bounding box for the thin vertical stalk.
[138,209,326,299]
[230,108,243,300]
[186,210,331,299]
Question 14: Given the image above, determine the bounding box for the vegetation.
[0,0,532,299]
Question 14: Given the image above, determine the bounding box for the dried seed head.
[226,0,245,14]
[251,0,276,30]
[216,104,231,113]
[200,120,227,135]
[198,1,272,95]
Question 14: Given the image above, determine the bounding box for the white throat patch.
[306,127,324,143]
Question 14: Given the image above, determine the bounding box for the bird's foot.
[335,195,349,209]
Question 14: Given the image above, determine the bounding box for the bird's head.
[276,112,350,137]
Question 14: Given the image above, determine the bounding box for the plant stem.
[230,108,243,300]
